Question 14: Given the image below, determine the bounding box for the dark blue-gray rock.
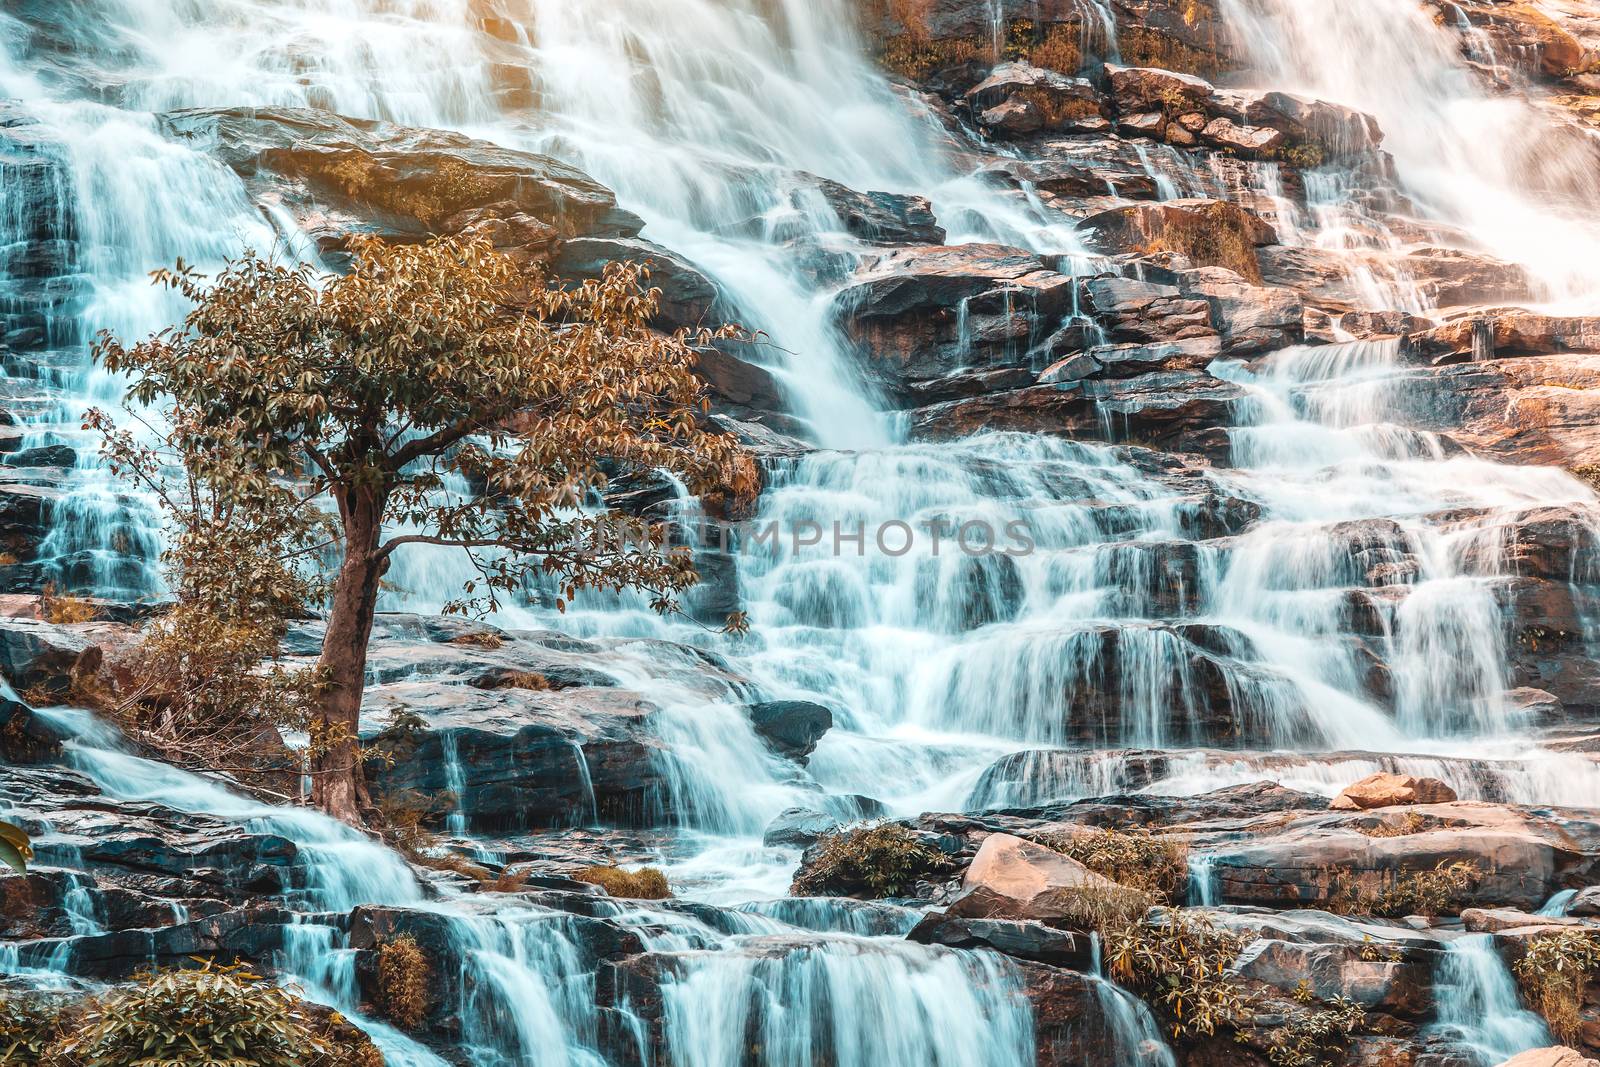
[746,700,833,761]
[762,807,840,848]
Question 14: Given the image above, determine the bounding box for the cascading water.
[1429,934,1551,1064]
[4,0,1600,1063]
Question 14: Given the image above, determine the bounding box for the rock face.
[162,105,643,256]
[1496,1049,1600,1067]
[1330,773,1460,811]
[1077,199,1277,280]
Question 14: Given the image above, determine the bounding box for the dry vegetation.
[789,822,954,899]
[573,865,671,899]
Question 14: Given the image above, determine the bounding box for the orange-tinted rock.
[946,832,1125,923]
[1330,773,1458,810]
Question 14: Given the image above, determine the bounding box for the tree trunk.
[312,487,388,825]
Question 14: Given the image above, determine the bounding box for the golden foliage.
[573,865,671,899]
[1514,930,1600,1044]
[376,935,431,1031]
[1329,860,1481,918]
[790,822,954,899]
[1034,826,1189,903]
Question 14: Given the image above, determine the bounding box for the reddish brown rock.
[1329,773,1459,810]
[1077,199,1277,281]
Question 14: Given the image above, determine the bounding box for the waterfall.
[1219,0,1600,306]
[4,0,1600,1063]
[1429,934,1551,1064]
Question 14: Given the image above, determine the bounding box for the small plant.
[1104,911,1251,1039]
[1353,812,1435,838]
[1513,929,1600,1044]
[474,670,552,691]
[1330,860,1481,918]
[376,935,431,1031]
[48,959,379,1067]
[1571,463,1600,493]
[1259,993,1367,1067]
[573,865,671,899]
[789,823,953,899]
[1034,826,1189,903]
[1357,935,1403,963]
[39,584,95,625]
[449,630,505,649]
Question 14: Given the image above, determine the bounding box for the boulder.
[907,910,1097,968]
[746,700,833,761]
[833,244,1076,404]
[1330,773,1459,811]
[1079,276,1216,344]
[551,236,722,329]
[945,832,1127,924]
[1567,885,1600,917]
[1177,266,1304,355]
[762,807,840,848]
[797,174,945,245]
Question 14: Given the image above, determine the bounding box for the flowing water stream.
[2,0,1599,1063]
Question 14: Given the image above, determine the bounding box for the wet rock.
[945,832,1125,925]
[1081,275,1217,344]
[1330,773,1460,811]
[746,700,833,762]
[966,62,1106,136]
[1399,247,1535,307]
[834,244,1075,404]
[162,105,642,256]
[1077,200,1276,281]
[907,909,1097,968]
[361,681,672,832]
[552,236,722,330]
[1342,309,1437,338]
[1402,311,1600,365]
[762,807,840,848]
[3,444,74,468]
[1177,266,1304,356]
[1429,0,1597,81]
[797,174,945,245]
[1570,885,1600,916]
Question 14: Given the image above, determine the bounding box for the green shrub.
[789,823,953,899]
[1034,826,1189,903]
[376,935,431,1031]
[48,960,380,1067]
[1330,860,1481,918]
[1513,929,1600,1044]
[574,865,672,900]
[1104,911,1251,1040]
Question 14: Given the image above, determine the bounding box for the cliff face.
[4,1,1600,1065]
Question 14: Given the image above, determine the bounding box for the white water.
[3,0,1600,1063]
[1430,934,1551,1064]
[1221,0,1600,307]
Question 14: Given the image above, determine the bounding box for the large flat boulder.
[945,831,1126,923]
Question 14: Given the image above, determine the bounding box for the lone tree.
[93,234,749,823]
